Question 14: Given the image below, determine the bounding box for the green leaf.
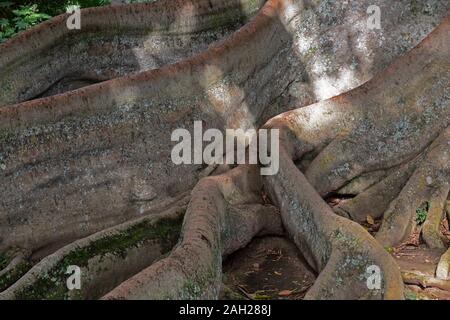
[0,18,9,28]
[0,2,13,8]
[415,201,429,225]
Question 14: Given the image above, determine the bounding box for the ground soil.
[221,236,316,300]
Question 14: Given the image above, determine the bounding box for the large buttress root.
[0,0,265,105]
[0,248,30,293]
[262,142,403,299]
[266,14,450,250]
[0,0,293,255]
[421,184,449,249]
[0,196,189,299]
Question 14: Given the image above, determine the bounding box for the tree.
[0,0,448,299]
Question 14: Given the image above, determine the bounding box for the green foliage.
[38,0,111,16]
[0,3,51,43]
[0,0,112,43]
[0,249,32,292]
[0,0,160,43]
[11,5,51,30]
[415,201,429,225]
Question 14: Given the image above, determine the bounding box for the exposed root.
[436,249,450,280]
[0,196,189,299]
[377,127,450,247]
[0,248,30,292]
[334,160,418,222]
[0,0,291,254]
[103,166,283,299]
[257,16,449,298]
[265,17,449,251]
[263,146,403,299]
[402,270,450,292]
[422,185,449,249]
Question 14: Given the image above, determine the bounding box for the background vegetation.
[0,0,154,43]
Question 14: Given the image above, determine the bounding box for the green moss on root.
[0,261,31,292]
[181,266,218,299]
[0,252,9,271]
[16,213,184,300]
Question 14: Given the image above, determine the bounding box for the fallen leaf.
[366,215,375,225]
[274,271,282,276]
[278,290,293,297]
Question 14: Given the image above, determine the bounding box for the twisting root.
[103,166,283,299]
[402,270,450,291]
[334,160,418,222]
[422,185,449,249]
[262,138,403,299]
[436,249,450,280]
[377,127,450,247]
[0,248,30,293]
